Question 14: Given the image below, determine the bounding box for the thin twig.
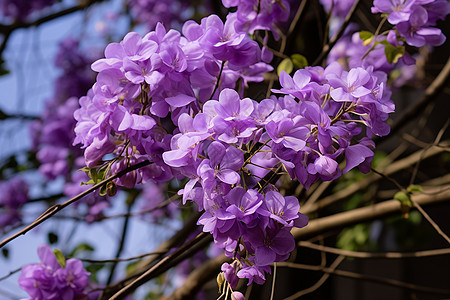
[312,0,360,66]
[277,261,450,296]
[0,160,151,248]
[298,241,450,259]
[109,232,210,300]
[282,255,345,300]
[377,56,450,144]
[80,251,168,264]
[0,267,21,281]
[270,263,277,300]
[413,201,450,244]
[106,192,137,285]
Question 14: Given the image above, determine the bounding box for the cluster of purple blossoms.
[221,0,292,38]
[0,177,28,231]
[328,28,397,73]
[74,5,395,288]
[73,15,271,184]
[319,0,354,18]
[0,0,56,21]
[126,0,198,30]
[372,0,450,47]
[19,245,90,300]
[30,37,109,221]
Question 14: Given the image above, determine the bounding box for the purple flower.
[18,245,90,300]
[245,226,296,266]
[258,191,308,227]
[0,177,29,230]
[328,67,372,102]
[221,261,240,289]
[371,0,417,24]
[396,6,446,47]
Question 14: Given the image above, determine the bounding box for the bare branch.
[377,56,450,144]
[164,188,450,299]
[302,141,449,214]
[0,160,151,249]
[312,0,360,66]
[282,256,345,300]
[298,241,450,259]
[277,261,450,296]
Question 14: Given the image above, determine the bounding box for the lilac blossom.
[0,177,29,231]
[18,245,90,300]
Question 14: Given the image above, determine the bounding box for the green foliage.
[359,31,374,46]
[337,224,373,251]
[277,57,294,76]
[69,243,95,257]
[85,263,105,283]
[53,249,66,268]
[384,42,405,64]
[291,54,308,69]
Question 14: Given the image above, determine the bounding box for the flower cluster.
[319,0,354,18]
[372,0,449,47]
[0,177,28,231]
[73,1,398,284]
[74,15,271,182]
[29,37,110,221]
[0,0,56,21]
[221,0,292,37]
[127,0,199,30]
[18,245,90,300]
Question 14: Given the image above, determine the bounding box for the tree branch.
[376,56,450,144]
[277,261,450,296]
[163,187,450,299]
[0,160,151,249]
[302,141,449,214]
[298,241,450,259]
[312,0,360,66]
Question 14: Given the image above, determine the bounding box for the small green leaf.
[384,43,405,64]
[407,184,423,194]
[291,54,308,69]
[86,263,105,283]
[394,191,412,206]
[359,31,374,41]
[359,31,374,46]
[53,249,66,268]
[394,191,413,218]
[277,58,293,76]
[81,179,95,186]
[70,243,95,257]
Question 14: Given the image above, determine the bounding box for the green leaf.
[359,31,373,41]
[359,31,374,46]
[291,54,308,69]
[53,249,66,268]
[70,243,95,257]
[81,179,95,186]
[384,43,405,64]
[394,191,412,207]
[407,184,423,194]
[85,263,105,283]
[277,58,293,76]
